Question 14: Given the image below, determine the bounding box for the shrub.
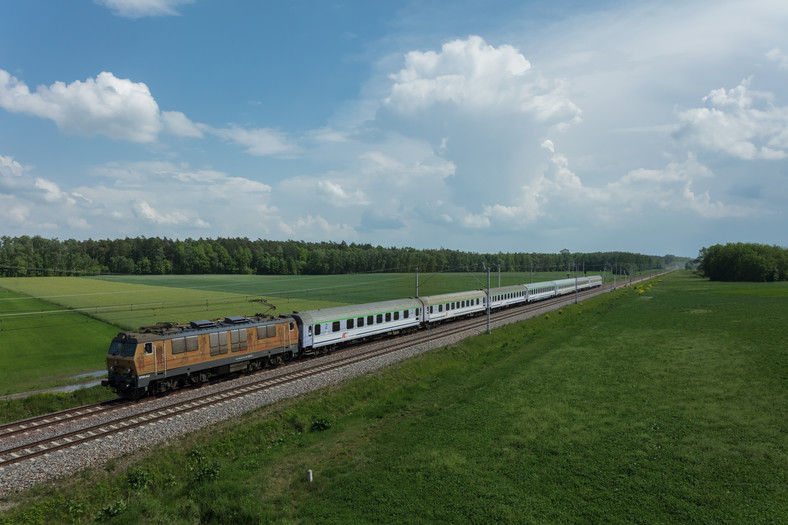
[310,417,332,432]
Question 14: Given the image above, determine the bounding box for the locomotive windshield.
[108,341,137,357]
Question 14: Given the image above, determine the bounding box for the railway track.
[0,273,660,473]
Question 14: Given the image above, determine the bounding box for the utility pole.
[415,266,419,297]
[497,260,502,288]
[482,263,491,334]
[574,262,579,305]
[530,261,533,284]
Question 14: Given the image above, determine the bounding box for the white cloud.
[609,155,752,219]
[0,70,207,143]
[766,48,788,69]
[317,180,370,206]
[384,35,581,127]
[96,0,193,18]
[0,194,29,223]
[162,111,203,138]
[675,78,788,160]
[133,200,208,227]
[0,70,163,142]
[1,154,70,204]
[203,124,299,156]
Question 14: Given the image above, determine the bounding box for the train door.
[146,341,167,378]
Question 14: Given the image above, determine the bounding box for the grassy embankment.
[1,272,785,523]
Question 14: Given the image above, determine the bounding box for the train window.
[394,311,399,321]
[289,322,294,331]
[416,308,420,317]
[404,310,409,319]
[332,321,340,332]
[358,317,364,327]
[172,338,186,354]
[210,331,227,356]
[145,343,153,355]
[347,318,354,329]
[230,329,247,352]
[368,315,374,325]
[186,336,199,352]
[377,314,383,324]
[385,313,391,322]
[439,304,443,312]
[315,324,321,336]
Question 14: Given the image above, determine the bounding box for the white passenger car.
[525,281,557,302]
[291,298,423,351]
[488,284,528,309]
[420,290,486,325]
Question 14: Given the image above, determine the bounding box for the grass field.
[0,271,583,395]
[0,287,120,396]
[1,272,785,523]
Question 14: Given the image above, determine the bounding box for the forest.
[697,242,788,282]
[0,236,672,277]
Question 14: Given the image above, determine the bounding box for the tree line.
[697,243,788,282]
[0,236,670,277]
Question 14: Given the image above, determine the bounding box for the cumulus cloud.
[0,70,205,143]
[317,180,370,206]
[96,0,194,18]
[1,154,70,204]
[0,70,162,142]
[162,111,203,138]
[609,155,752,219]
[384,35,581,126]
[675,78,788,160]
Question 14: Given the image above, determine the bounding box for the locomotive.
[103,275,602,398]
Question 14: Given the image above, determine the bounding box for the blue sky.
[1,0,787,257]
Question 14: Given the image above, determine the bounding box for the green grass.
[0,287,120,396]
[1,272,785,523]
[0,386,115,425]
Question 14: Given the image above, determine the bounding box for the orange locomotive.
[102,315,298,399]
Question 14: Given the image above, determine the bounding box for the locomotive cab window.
[144,343,153,355]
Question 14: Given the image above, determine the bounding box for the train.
[103,275,602,399]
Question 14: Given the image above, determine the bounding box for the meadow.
[0,271,577,395]
[1,272,785,523]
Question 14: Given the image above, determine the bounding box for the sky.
[1,1,787,257]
